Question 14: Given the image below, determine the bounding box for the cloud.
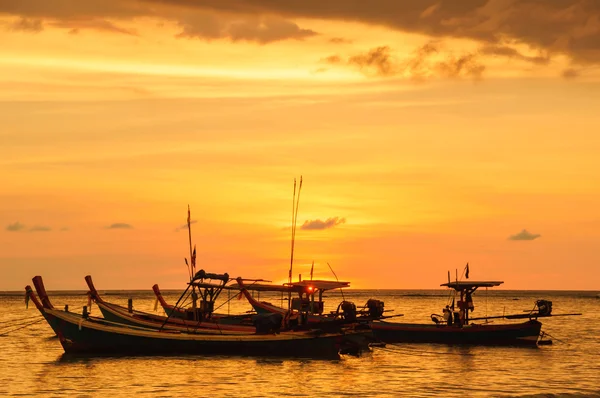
[0,1,316,42]
[329,37,352,44]
[347,46,396,77]
[29,225,52,232]
[6,222,26,232]
[145,0,600,65]
[479,45,550,66]
[176,15,317,43]
[8,17,43,32]
[300,217,346,230]
[49,19,138,36]
[562,68,580,79]
[323,42,485,80]
[3,0,600,63]
[508,229,541,241]
[106,223,133,229]
[175,220,197,232]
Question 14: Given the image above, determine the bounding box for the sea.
[1,288,599,397]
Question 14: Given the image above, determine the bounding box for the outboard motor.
[252,313,283,334]
[536,300,552,316]
[339,301,357,322]
[366,299,385,318]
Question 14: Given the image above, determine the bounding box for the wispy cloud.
[6,222,26,232]
[175,220,197,232]
[9,17,43,33]
[29,225,52,232]
[322,42,485,80]
[562,68,580,80]
[300,217,346,230]
[508,229,541,241]
[106,223,133,229]
[176,15,317,44]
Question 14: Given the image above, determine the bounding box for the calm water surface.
[1,289,599,397]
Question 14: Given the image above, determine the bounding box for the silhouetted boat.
[235,278,554,346]
[27,277,372,359]
[85,275,257,334]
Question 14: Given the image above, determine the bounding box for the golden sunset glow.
[1,1,600,291]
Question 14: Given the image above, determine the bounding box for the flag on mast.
[310,260,314,280]
[191,245,197,274]
[465,263,469,279]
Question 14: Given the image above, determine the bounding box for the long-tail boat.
[84,275,256,334]
[28,276,372,358]
[233,275,575,346]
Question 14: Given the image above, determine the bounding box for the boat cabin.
[440,281,503,325]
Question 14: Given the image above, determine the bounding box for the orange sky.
[1,1,600,290]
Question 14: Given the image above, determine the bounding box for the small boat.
[27,277,372,359]
[234,276,558,346]
[84,275,256,334]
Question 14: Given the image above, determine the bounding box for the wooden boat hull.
[96,300,255,334]
[242,289,542,346]
[85,276,254,334]
[43,309,362,358]
[27,279,372,359]
[371,320,542,346]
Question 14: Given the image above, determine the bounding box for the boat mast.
[288,176,302,310]
[187,205,198,314]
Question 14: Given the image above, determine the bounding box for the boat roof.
[441,281,504,290]
[237,279,350,293]
[290,280,350,290]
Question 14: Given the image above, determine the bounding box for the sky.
[1,0,600,291]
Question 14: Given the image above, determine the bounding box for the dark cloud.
[435,53,486,79]
[0,0,317,42]
[6,222,26,232]
[508,229,541,241]
[141,0,600,64]
[106,223,133,229]
[3,1,599,62]
[562,68,580,79]
[29,225,52,232]
[479,45,550,65]
[8,17,43,32]
[324,42,485,80]
[300,217,346,230]
[329,37,352,44]
[347,46,396,77]
[49,19,138,35]
[177,15,317,43]
[175,220,197,232]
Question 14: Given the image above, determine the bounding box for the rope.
[0,314,43,326]
[0,318,45,337]
[540,331,569,345]
[212,280,259,313]
[0,315,43,331]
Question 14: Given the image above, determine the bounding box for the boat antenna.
[288,176,302,309]
[327,262,345,301]
[310,260,314,281]
[187,205,194,280]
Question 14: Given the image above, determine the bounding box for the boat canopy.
[441,281,503,290]
[235,279,350,293]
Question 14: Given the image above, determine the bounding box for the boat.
[27,276,372,359]
[370,280,543,345]
[234,276,559,346]
[84,275,257,334]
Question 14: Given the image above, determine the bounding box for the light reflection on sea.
[1,289,599,397]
